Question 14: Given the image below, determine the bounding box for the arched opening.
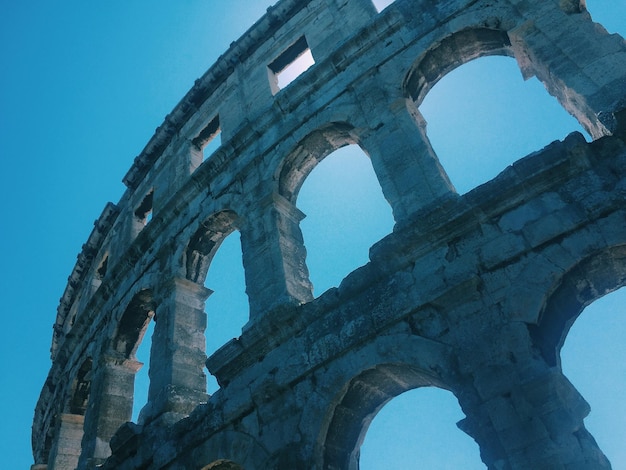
[46,358,94,469]
[296,144,394,295]
[74,290,155,466]
[111,289,155,422]
[530,246,626,367]
[404,27,592,194]
[529,246,626,467]
[360,387,483,469]
[419,55,588,194]
[321,364,480,469]
[132,189,154,237]
[132,318,154,421]
[201,459,244,470]
[185,211,247,394]
[203,231,247,394]
[69,358,93,416]
[560,287,626,467]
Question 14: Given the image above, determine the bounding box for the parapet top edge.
[51,202,120,360]
[121,0,314,190]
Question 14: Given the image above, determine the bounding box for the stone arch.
[315,333,459,470]
[418,54,589,194]
[404,22,617,141]
[185,210,240,284]
[68,358,93,416]
[31,0,626,468]
[404,28,514,107]
[560,287,626,466]
[45,357,94,469]
[111,289,155,359]
[321,364,452,470]
[530,244,626,367]
[277,122,361,204]
[201,459,244,470]
[78,289,157,467]
[402,28,519,194]
[295,143,395,294]
[274,122,399,297]
[359,387,483,469]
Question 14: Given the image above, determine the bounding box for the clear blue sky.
[1,2,624,469]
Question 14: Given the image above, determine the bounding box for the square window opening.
[202,131,221,162]
[96,255,109,279]
[372,0,396,12]
[135,190,154,227]
[193,115,221,163]
[268,36,315,95]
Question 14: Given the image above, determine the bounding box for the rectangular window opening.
[268,36,315,94]
[96,255,109,279]
[193,115,221,163]
[202,130,221,162]
[372,0,396,12]
[135,190,154,228]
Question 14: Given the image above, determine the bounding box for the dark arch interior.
[529,245,626,367]
[278,123,359,203]
[201,459,244,470]
[323,364,446,469]
[68,358,93,415]
[113,289,155,359]
[186,210,239,284]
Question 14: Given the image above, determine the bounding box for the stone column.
[455,322,610,469]
[142,277,210,424]
[352,85,455,221]
[240,193,313,320]
[47,414,84,470]
[509,4,626,138]
[78,354,141,469]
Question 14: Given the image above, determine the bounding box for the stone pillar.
[455,322,610,469]
[240,193,313,320]
[509,4,626,138]
[352,85,455,221]
[47,414,84,470]
[460,368,610,469]
[78,354,141,469]
[142,277,210,424]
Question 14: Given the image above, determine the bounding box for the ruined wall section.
[33,0,626,468]
[95,133,626,470]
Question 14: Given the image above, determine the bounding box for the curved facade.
[33,0,626,468]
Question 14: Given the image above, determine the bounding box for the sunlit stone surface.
[33,0,626,468]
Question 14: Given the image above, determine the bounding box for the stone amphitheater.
[33,0,626,468]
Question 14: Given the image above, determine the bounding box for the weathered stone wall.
[33,0,626,468]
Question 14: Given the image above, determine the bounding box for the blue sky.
[1,1,624,469]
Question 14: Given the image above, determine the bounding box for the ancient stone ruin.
[33,0,626,468]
